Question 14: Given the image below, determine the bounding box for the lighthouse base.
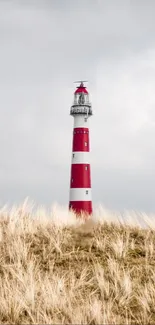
[69,201,92,217]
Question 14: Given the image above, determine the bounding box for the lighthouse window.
[86,190,88,194]
[84,118,87,122]
[72,178,74,183]
[72,153,75,158]
[85,166,88,170]
[84,141,87,146]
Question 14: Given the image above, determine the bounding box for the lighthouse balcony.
[70,106,93,116]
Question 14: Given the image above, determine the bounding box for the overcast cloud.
[0,0,155,212]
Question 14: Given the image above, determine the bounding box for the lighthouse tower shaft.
[69,82,93,216]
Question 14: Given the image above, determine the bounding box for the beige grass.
[0,198,155,324]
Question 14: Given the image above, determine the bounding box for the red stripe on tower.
[69,81,93,217]
[72,128,90,151]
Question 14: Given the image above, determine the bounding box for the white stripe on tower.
[73,115,89,128]
[69,188,92,201]
[71,151,90,164]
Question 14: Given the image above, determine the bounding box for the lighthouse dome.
[74,86,88,94]
[74,82,88,94]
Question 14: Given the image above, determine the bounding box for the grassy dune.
[0,199,155,324]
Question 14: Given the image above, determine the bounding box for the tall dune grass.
[0,198,155,324]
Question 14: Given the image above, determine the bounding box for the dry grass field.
[0,198,155,324]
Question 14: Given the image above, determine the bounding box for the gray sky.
[0,0,155,212]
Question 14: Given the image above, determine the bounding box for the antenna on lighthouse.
[74,80,88,83]
[74,80,88,87]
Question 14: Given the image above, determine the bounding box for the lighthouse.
[69,81,93,217]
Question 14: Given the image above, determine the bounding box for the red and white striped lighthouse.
[69,81,93,217]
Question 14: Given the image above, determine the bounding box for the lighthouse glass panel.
[74,94,78,105]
